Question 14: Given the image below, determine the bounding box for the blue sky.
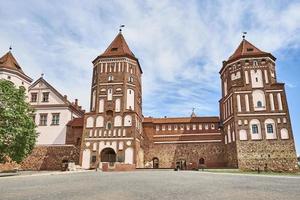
[0,0,299,155]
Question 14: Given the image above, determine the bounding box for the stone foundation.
[21,145,80,171]
[237,140,299,172]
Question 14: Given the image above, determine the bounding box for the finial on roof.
[41,73,44,78]
[119,24,125,32]
[242,32,247,39]
[9,45,12,51]
[191,108,197,117]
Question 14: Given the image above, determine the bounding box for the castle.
[0,31,298,172]
[79,31,298,172]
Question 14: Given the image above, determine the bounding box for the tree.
[0,80,37,163]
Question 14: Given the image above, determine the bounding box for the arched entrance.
[175,159,186,170]
[153,157,159,169]
[199,158,205,165]
[100,148,116,163]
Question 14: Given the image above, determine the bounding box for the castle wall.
[236,140,298,172]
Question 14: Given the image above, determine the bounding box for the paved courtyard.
[0,170,300,200]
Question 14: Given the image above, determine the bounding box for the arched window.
[249,119,261,140]
[124,115,132,126]
[86,116,94,128]
[95,116,104,127]
[153,157,159,169]
[114,115,122,127]
[257,101,262,108]
[264,119,276,139]
[252,90,265,110]
[266,124,273,133]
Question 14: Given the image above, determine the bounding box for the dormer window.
[111,48,118,51]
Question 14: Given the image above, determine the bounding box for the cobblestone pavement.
[0,171,299,200]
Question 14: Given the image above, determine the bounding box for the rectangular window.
[205,124,209,130]
[168,125,172,131]
[199,124,202,130]
[42,92,49,102]
[91,155,97,163]
[156,125,160,131]
[162,125,165,131]
[51,113,60,125]
[266,124,273,133]
[31,93,37,102]
[192,124,196,130]
[252,125,258,134]
[39,114,47,126]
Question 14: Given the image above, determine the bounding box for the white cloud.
[0,0,300,117]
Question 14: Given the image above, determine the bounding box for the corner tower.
[219,38,298,171]
[81,31,143,170]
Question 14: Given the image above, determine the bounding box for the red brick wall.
[21,145,79,171]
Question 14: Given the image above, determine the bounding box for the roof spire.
[119,24,125,33]
[9,45,12,51]
[242,31,247,39]
[191,108,197,117]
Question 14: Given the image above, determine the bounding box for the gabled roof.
[0,51,32,82]
[227,39,276,63]
[92,32,143,73]
[29,77,84,116]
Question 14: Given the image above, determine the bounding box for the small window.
[39,114,48,126]
[51,113,60,125]
[247,48,254,52]
[211,124,215,129]
[129,77,134,83]
[255,77,258,82]
[42,92,49,102]
[168,125,172,131]
[111,48,118,51]
[108,75,113,81]
[266,124,273,134]
[155,125,160,131]
[31,93,37,102]
[91,155,97,163]
[107,122,112,130]
[252,124,258,134]
[257,101,262,108]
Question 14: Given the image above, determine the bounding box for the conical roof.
[0,51,24,74]
[99,32,136,59]
[227,39,275,62]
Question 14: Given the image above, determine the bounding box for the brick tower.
[219,37,298,172]
[80,31,144,170]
